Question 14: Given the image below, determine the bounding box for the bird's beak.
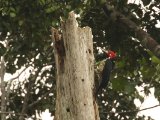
[100,48,108,53]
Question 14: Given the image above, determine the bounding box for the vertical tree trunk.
[0,57,6,120]
[51,12,99,120]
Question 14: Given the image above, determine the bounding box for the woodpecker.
[95,49,116,96]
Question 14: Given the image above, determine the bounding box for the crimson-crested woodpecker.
[95,50,116,96]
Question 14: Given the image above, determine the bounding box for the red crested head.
[107,50,116,59]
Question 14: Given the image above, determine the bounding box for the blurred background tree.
[0,0,160,119]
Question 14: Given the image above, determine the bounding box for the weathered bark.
[51,12,99,120]
[103,3,160,58]
[0,57,6,120]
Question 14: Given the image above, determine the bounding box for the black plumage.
[95,58,114,96]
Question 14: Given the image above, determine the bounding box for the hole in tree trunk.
[88,49,91,54]
[66,108,70,112]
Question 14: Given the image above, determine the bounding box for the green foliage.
[112,76,135,94]
[0,0,160,119]
[141,0,152,6]
[0,43,6,55]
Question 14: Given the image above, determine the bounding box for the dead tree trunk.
[51,12,99,120]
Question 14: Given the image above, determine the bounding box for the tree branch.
[105,104,160,114]
[6,66,28,94]
[8,67,28,82]
[0,111,28,117]
[102,3,160,58]
[5,66,29,114]
[19,66,43,120]
[28,87,54,108]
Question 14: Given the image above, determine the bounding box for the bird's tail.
[95,83,103,98]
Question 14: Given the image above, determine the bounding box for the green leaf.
[136,8,143,18]
[151,56,160,64]
[96,0,106,6]
[124,83,135,94]
[116,60,125,68]
[146,50,160,64]
[154,87,160,97]
[10,7,16,12]
[18,20,24,26]
[45,6,59,13]
[0,43,6,56]
[112,76,126,91]
[10,12,16,17]
[39,0,45,5]
[141,0,151,6]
